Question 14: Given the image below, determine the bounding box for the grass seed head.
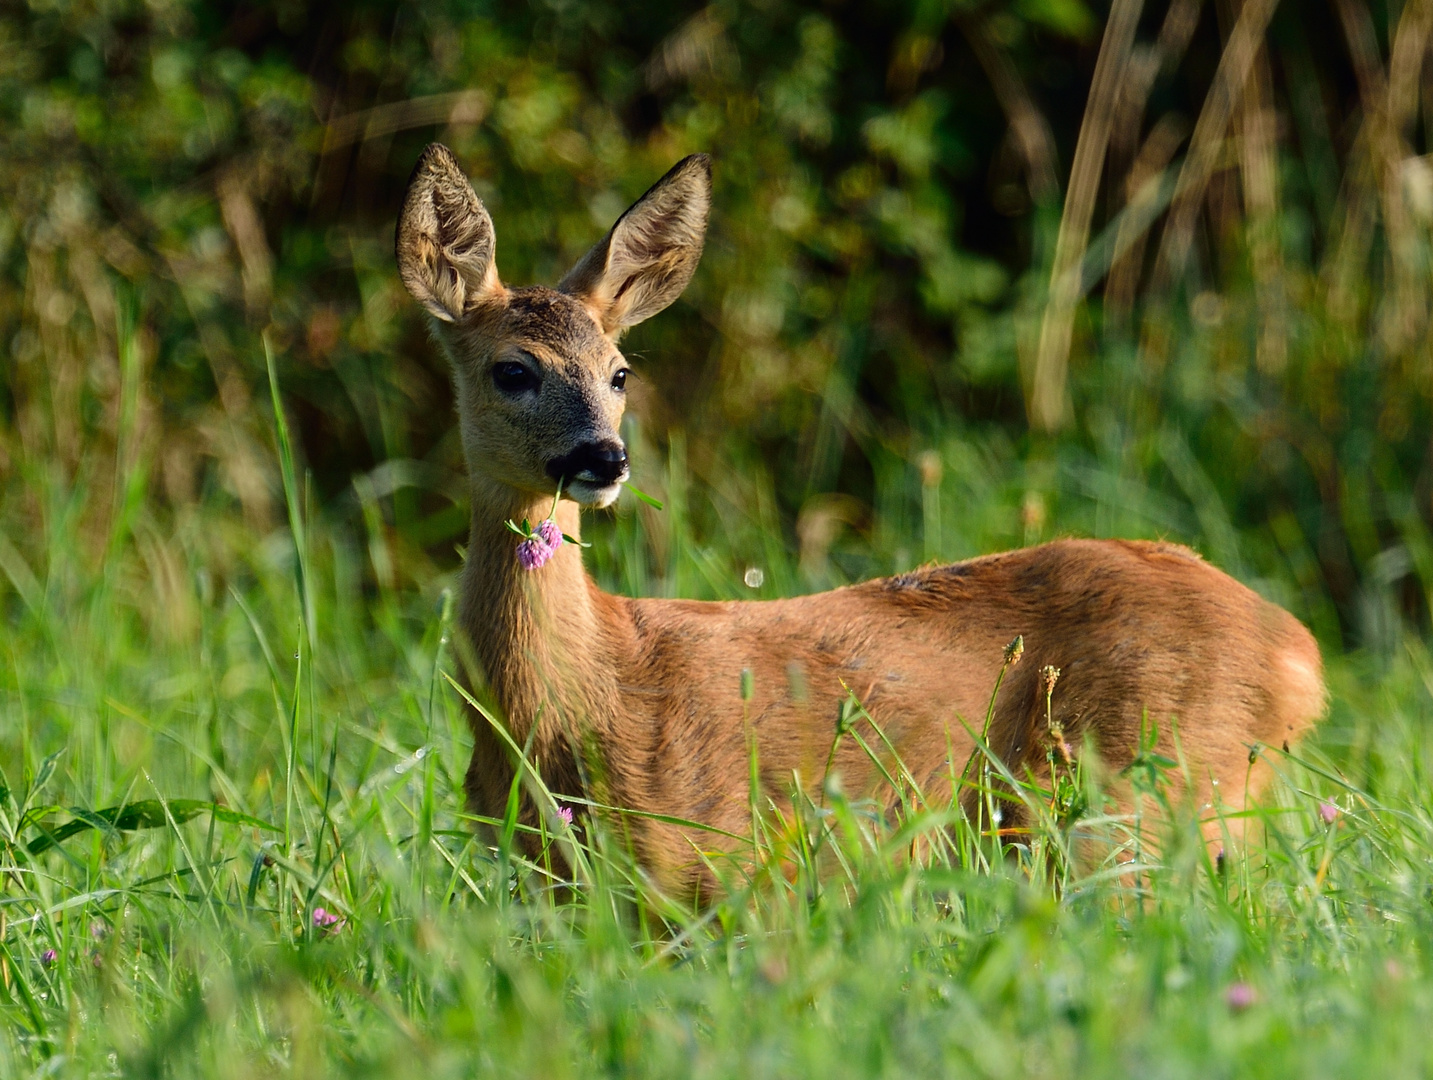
[1003,635,1024,668]
[918,450,942,488]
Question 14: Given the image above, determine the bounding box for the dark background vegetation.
[2,0,1430,654]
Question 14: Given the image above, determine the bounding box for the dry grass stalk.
[1146,0,1282,302]
[1333,0,1385,109]
[1330,0,1403,347]
[961,16,1060,207]
[1030,0,1145,432]
[1236,37,1286,374]
[1388,0,1433,137]
[645,6,732,90]
[1107,0,1203,215]
[1322,123,1379,337]
[1105,114,1190,332]
[1328,0,1433,356]
[217,168,274,318]
[320,90,491,153]
[1103,0,1204,334]
[1383,0,1433,352]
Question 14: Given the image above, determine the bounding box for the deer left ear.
[396,143,503,322]
[559,154,711,336]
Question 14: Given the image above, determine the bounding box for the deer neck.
[458,478,622,750]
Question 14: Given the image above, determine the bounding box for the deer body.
[397,146,1324,900]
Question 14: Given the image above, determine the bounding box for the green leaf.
[625,483,664,511]
[1015,0,1096,39]
[27,800,279,856]
[0,528,42,615]
[29,751,61,801]
[263,335,314,644]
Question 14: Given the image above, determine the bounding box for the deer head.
[396,144,711,509]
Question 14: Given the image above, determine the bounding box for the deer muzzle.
[546,440,630,488]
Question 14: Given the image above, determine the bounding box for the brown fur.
[396,146,1326,902]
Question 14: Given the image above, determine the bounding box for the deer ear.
[396,144,502,322]
[559,154,710,335]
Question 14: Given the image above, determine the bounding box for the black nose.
[546,440,629,486]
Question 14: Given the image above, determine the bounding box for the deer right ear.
[396,144,502,322]
[559,154,711,336]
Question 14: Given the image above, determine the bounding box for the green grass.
[5,0,1433,1070]
[1,395,1432,1080]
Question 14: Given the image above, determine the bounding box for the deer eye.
[492,361,539,394]
[611,368,630,392]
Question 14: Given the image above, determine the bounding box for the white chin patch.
[568,479,623,508]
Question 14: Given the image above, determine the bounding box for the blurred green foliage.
[1,0,1431,657]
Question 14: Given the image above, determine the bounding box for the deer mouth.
[546,441,629,505]
[565,474,627,508]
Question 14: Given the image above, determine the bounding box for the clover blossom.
[505,483,588,571]
[517,533,556,571]
[535,519,563,550]
[1225,981,1256,1011]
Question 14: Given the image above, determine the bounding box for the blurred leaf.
[626,484,665,511]
[27,801,279,856]
[0,529,42,614]
[1015,0,1098,38]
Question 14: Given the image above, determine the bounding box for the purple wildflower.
[534,519,564,551]
[507,507,579,571]
[557,805,574,827]
[1319,801,1339,825]
[1225,981,1256,1012]
[40,949,56,967]
[517,536,554,571]
[312,907,344,932]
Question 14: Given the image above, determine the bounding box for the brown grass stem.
[1030,0,1144,432]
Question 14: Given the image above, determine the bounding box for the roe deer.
[396,144,1325,900]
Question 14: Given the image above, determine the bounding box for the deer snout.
[546,440,629,487]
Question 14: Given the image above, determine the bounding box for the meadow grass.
[1,391,1431,1080]
[5,0,1433,1072]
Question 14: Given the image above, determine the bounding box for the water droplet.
[744,567,765,588]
